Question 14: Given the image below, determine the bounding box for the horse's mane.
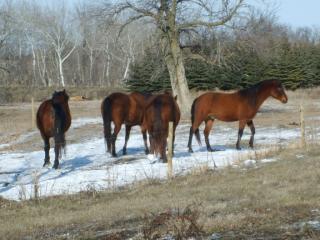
[237,79,280,107]
[51,91,68,154]
[51,91,69,129]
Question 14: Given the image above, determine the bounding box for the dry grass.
[1,89,320,239]
[0,145,320,239]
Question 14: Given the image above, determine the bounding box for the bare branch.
[177,0,244,30]
[117,14,145,39]
[0,66,10,73]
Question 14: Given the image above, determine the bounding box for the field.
[0,89,320,239]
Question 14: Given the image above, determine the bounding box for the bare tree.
[102,0,244,110]
[0,0,14,75]
[36,3,77,87]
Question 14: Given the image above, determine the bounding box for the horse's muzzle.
[281,96,288,103]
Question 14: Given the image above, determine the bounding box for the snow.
[0,117,302,201]
[0,117,102,150]
[260,158,277,163]
[71,117,102,128]
[243,160,257,168]
[0,131,37,150]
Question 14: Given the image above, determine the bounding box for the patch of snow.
[243,160,256,168]
[0,117,102,150]
[0,123,304,201]
[0,131,37,150]
[260,158,277,163]
[210,233,222,240]
[71,117,102,129]
[291,220,320,231]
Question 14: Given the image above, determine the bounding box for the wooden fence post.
[31,97,35,129]
[167,121,173,178]
[300,103,306,148]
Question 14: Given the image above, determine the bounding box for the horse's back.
[102,92,130,121]
[145,94,180,128]
[195,91,244,122]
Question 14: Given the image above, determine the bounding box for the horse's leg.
[149,134,154,155]
[188,127,194,153]
[247,120,255,148]
[111,123,121,157]
[204,119,214,152]
[142,129,149,154]
[162,138,167,163]
[172,129,176,156]
[122,125,131,155]
[43,137,50,167]
[53,141,60,169]
[236,120,247,150]
[188,118,202,153]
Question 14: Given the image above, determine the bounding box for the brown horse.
[101,92,152,157]
[36,90,71,169]
[188,79,288,152]
[142,93,180,162]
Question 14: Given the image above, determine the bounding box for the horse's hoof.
[188,148,193,153]
[207,148,214,152]
[52,163,59,169]
[236,147,241,150]
[43,161,51,167]
[122,150,127,155]
[145,149,150,155]
[112,153,118,157]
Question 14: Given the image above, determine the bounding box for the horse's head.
[269,80,288,103]
[52,89,69,105]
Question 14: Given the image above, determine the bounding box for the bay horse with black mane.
[101,92,152,157]
[188,79,288,152]
[37,89,71,169]
[142,92,180,162]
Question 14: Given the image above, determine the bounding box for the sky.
[256,0,320,28]
[38,0,320,29]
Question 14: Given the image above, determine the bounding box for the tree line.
[127,12,320,92]
[0,0,149,88]
[1,0,320,94]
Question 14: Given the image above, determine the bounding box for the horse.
[101,92,152,157]
[36,89,71,169]
[187,79,288,152]
[142,93,180,162]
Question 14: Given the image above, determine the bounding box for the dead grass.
[1,88,320,239]
[0,145,320,239]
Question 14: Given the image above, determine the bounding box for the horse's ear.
[174,95,178,101]
[63,89,66,93]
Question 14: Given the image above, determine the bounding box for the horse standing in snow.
[188,79,288,152]
[37,90,71,169]
[142,93,180,162]
[101,92,152,157]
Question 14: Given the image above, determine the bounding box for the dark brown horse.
[37,90,71,169]
[188,79,288,152]
[101,92,152,157]
[142,93,180,162]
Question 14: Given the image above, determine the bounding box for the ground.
[0,89,320,239]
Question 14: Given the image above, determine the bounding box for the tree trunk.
[164,38,191,116]
[58,58,65,87]
[123,57,131,80]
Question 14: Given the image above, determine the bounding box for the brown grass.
[0,145,320,239]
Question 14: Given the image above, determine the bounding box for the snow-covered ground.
[0,117,301,201]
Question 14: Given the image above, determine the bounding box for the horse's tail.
[153,99,165,157]
[101,97,112,153]
[191,98,201,145]
[53,104,66,159]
